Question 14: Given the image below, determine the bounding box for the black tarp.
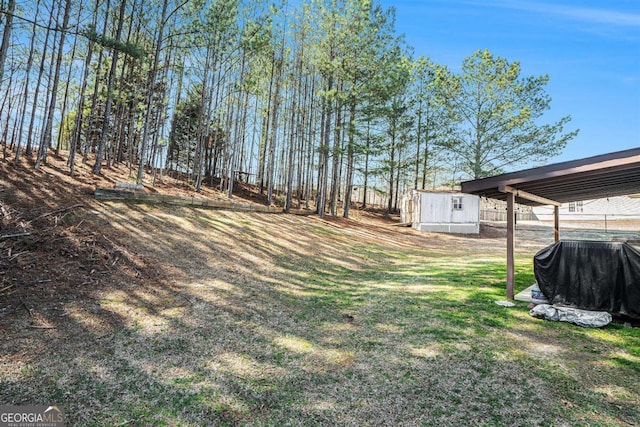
[534,241,640,319]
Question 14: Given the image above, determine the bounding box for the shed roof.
[460,147,640,206]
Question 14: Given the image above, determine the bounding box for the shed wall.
[402,191,479,234]
[419,193,479,224]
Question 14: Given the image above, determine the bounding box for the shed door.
[421,194,450,223]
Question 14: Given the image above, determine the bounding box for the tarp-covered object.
[534,241,640,319]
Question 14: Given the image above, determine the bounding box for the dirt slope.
[0,153,413,339]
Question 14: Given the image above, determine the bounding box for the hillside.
[1,154,639,426]
[0,153,402,337]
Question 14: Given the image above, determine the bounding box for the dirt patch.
[0,159,166,364]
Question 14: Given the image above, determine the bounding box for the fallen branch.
[0,284,14,293]
[28,204,84,224]
[8,251,29,261]
[27,325,56,329]
[0,232,31,241]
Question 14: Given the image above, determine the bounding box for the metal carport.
[461,147,640,299]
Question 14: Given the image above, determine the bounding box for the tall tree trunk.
[151,42,172,186]
[414,99,422,189]
[362,120,370,208]
[343,97,356,218]
[69,0,100,176]
[210,42,223,188]
[114,0,136,165]
[137,0,171,184]
[228,53,249,198]
[317,72,333,217]
[258,54,276,195]
[247,91,260,182]
[266,56,283,206]
[127,15,144,174]
[56,1,82,155]
[94,0,128,174]
[26,4,55,157]
[394,142,402,212]
[295,70,310,209]
[388,117,396,213]
[329,90,342,216]
[36,0,72,169]
[421,112,430,189]
[0,0,16,83]
[1,72,14,160]
[284,75,298,213]
[222,86,235,194]
[194,45,212,192]
[304,75,316,210]
[166,63,185,172]
[36,9,62,165]
[84,0,109,164]
[14,0,41,164]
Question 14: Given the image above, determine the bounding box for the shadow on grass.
[1,194,639,426]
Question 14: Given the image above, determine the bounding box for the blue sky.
[379,0,640,165]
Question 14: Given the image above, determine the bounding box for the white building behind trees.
[532,195,640,221]
[401,190,480,234]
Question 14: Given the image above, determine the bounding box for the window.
[568,201,584,213]
[452,196,463,211]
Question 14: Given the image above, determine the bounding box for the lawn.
[1,203,639,426]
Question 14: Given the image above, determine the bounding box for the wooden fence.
[480,209,535,222]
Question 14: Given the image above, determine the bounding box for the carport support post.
[554,205,560,242]
[506,192,515,300]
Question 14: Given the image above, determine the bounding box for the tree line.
[0,0,577,216]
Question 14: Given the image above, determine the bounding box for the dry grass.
[1,155,639,426]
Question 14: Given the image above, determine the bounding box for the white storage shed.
[401,190,480,234]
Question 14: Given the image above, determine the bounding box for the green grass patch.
[2,209,638,426]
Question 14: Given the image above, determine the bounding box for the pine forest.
[0,0,576,216]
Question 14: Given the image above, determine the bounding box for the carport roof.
[460,147,640,206]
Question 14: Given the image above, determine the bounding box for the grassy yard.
[1,203,639,426]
